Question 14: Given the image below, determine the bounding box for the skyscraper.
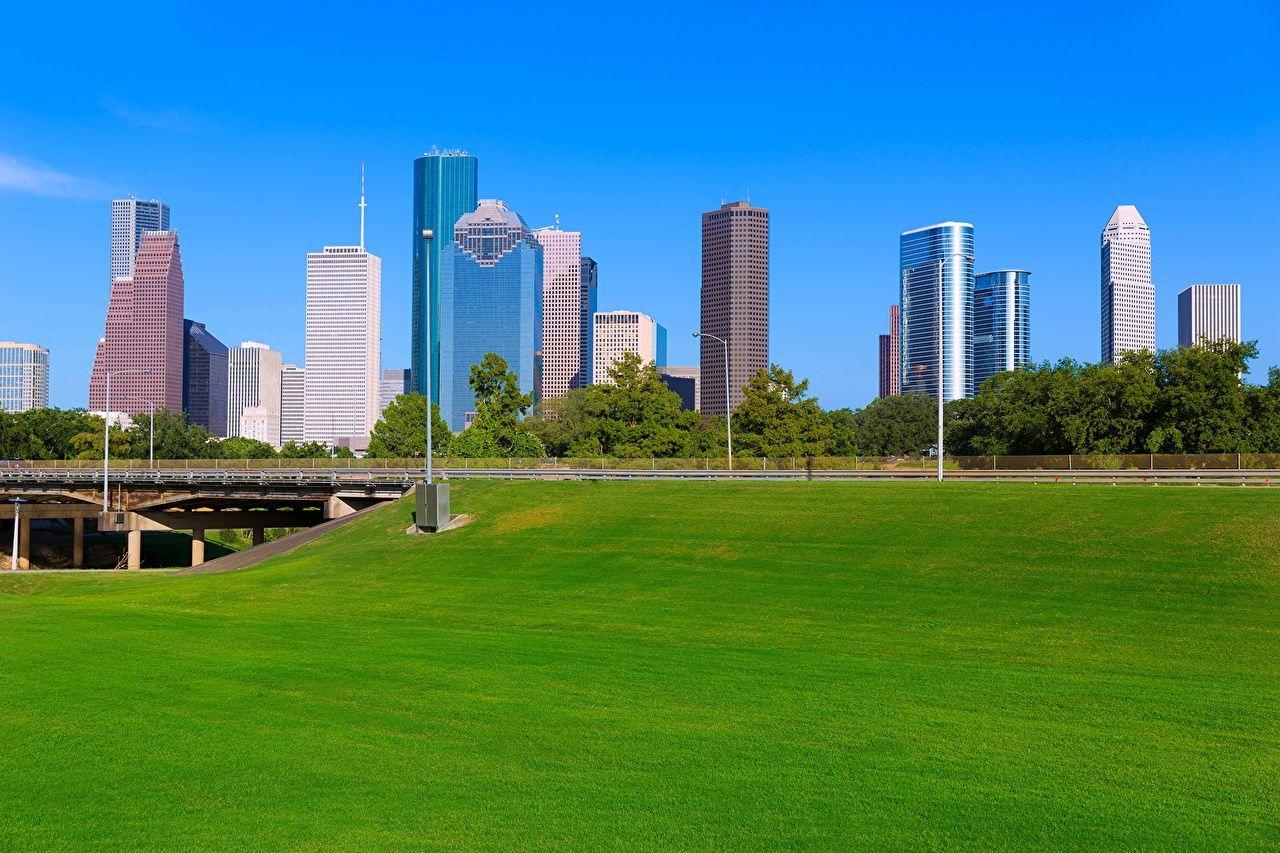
[700,200,769,415]
[183,319,229,437]
[438,199,543,432]
[412,150,478,401]
[580,257,599,386]
[1101,205,1154,363]
[534,225,585,398]
[379,368,412,414]
[659,365,699,411]
[593,311,667,384]
[0,342,49,412]
[973,271,1032,389]
[878,305,901,398]
[280,365,306,445]
[227,342,282,445]
[1178,284,1241,347]
[111,198,170,281]
[89,230,185,414]
[304,245,382,449]
[899,222,974,401]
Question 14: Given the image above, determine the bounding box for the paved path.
[177,502,389,575]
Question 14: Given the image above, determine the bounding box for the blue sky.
[2,0,1277,410]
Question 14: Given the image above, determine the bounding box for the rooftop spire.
[359,163,367,249]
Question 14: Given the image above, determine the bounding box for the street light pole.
[8,497,26,571]
[422,227,435,484]
[694,331,732,471]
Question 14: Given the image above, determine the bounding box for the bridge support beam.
[18,517,31,569]
[126,529,141,570]
[252,527,265,547]
[72,517,84,568]
[191,529,205,567]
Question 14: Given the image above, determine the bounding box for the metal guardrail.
[2,466,1280,486]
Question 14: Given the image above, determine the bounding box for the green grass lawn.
[1,481,1277,848]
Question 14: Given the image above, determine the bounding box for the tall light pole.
[693,331,732,471]
[415,227,449,531]
[8,497,26,571]
[103,368,151,512]
[934,253,974,483]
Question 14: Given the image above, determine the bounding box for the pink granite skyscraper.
[533,225,584,398]
[89,230,186,414]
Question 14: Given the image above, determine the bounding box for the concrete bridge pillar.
[251,528,265,547]
[72,517,85,568]
[126,529,142,570]
[17,517,31,569]
[191,529,205,567]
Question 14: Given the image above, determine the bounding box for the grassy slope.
[0,481,1276,849]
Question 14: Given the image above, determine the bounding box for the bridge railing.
[5,454,1280,471]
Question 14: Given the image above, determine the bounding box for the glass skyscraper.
[899,222,975,400]
[411,149,478,402]
[973,270,1031,390]
[438,200,543,432]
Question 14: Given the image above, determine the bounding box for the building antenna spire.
[359,163,367,250]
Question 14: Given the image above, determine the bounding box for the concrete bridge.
[0,469,412,569]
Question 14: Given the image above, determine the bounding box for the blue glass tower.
[973,270,1031,390]
[899,222,975,400]
[412,150,479,401]
[438,200,543,431]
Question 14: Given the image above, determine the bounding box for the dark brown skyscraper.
[878,305,901,397]
[700,200,768,415]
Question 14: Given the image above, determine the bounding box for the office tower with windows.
[111,198,170,281]
[593,311,666,383]
[973,270,1032,389]
[89,230,186,414]
[0,342,49,412]
[534,226,585,398]
[412,149,479,400]
[900,222,975,400]
[1101,205,1154,363]
[280,365,306,445]
[183,319,229,437]
[379,368,412,414]
[878,305,901,398]
[1178,283,1241,347]
[700,200,769,415]
[227,341,282,446]
[438,199,542,431]
[304,245,382,449]
[580,257,598,385]
[658,365,699,411]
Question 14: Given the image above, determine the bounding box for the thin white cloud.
[102,97,202,133]
[0,153,100,198]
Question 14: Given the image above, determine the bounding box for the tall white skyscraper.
[0,342,49,412]
[1101,205,1154,363]
[593,311,667,384]
[111,198,170,281]
[280,365,306,445]
[534,225,585,398]
[1178,284,1241,347]
[228,341,282,446]
[304,245,381,449]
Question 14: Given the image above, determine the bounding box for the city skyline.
[2,2,1276,410]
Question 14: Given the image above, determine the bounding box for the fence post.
[993,455,997,471]
[1068,454,1072,471]
[1150,453,1154,470]
[1237,452,1241,470]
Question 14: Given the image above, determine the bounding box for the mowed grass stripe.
[1,481,1276,848]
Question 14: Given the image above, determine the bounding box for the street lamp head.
[692,332,701,338]
[421,228,434,240]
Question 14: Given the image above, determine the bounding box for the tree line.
[6,340,1279,461]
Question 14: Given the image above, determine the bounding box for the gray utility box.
[98,511,129,532]
[415,482,451,532]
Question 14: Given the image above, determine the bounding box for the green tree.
[839,392,935,457]
[458,353,544,457]
[732,365,833,458]
[279,441,334,459]
[0,408,102,460]
[1149,339,1255,453]
[366,393,451,458]
[127,408,217,460]
[218,436,279,459]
